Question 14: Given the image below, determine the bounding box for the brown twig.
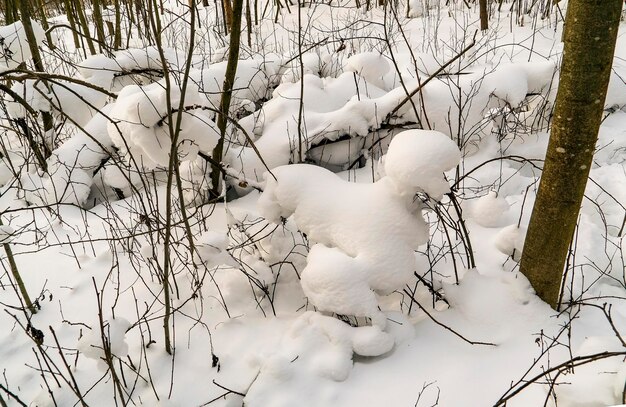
[402,289,496,346]
[494,351,626,406]
[385,30,478,122]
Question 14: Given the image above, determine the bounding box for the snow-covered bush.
[107,79,220,170]
[8,78,111,127]
[259,129,461,330]
[78,47,184,90]
[189,56,282,116]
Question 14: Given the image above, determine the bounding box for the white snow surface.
[0,4,625,407]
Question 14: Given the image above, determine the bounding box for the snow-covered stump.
[259,129,461,339]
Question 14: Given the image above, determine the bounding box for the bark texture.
[479,0,488,31]
[519,0,622,309]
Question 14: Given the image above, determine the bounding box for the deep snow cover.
[0,1,626,406]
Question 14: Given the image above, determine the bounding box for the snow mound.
[7,80,51,118]
[230,72,388,180]
[22,164,93,206]
[259,130,461,329]
[197,231,238,268]
[245,312,393,406]
[78,54,121,89]
[77,318,131,372]
[107,79,220,169]
[79,47,191,90]
[552,336,626,407]
[483,64,529,106]
[469,191,512,227]
[189,56,281,115]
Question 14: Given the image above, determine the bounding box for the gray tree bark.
[519,0,623,309]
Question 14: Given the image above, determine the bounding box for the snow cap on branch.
[383,129,461,199]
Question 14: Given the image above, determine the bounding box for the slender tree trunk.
[519,0,623,309]
[223,0,234,31]
[63,0,81,50]
[74,0,97,54]
[245,0,252,46]
[1,218,37,314]
[91,0,107,52]
[479,0,488,30]
[18,0,54,163]
[211,0,244,196]
[111,0,122,49]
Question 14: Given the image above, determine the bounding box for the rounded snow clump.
[384,130,461,199]
[78,54,118,89]
[494,224,526,261]
[107,79,220,169]
[196,231,237,268]
[470,191,512,227]
[0,21,45,72]
[344,52,390,89]
[22,164,93,206]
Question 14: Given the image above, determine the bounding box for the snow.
[382,129,462,199]
[553,336,626,407]
[7,79,51,118]
[8,77,110,126]
[21,163,94,206]
[494,224,527,261]
[469,190,513,227]
[1,2,626,407]
[344,52,390,89]
[107,78,220,169]
[0,20,44,72]
[0,224,16,243]
[77,317,131,371]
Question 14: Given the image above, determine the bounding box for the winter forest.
[0,0,625,405]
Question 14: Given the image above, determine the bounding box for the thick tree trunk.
[519,0,622,309]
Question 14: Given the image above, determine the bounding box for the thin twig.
[402,289,495,346]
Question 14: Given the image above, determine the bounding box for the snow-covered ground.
[0,1,625,406]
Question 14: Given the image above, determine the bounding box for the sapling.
[1,218,37,314]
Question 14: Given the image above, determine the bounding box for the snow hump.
[258,129,461,335]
